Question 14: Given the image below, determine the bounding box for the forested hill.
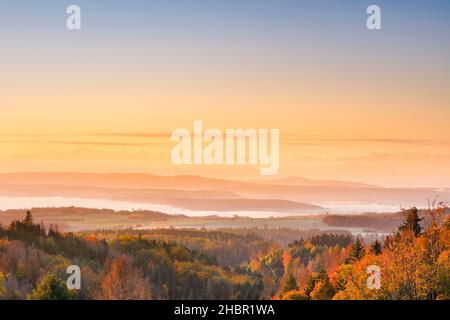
[0,206,449,300]
[0,212,262,299]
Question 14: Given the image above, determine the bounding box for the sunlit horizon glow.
[1,0,450,187]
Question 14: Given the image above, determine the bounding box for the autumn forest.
[0,205,448,300]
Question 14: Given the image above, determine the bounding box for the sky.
[0,0,450,186]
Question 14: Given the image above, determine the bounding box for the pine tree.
[399,207,423,237]
[350,237,365,262]
[303,273,317,299]
[25,210,33,224]
[280,273,298,296]
[371,239,382,256]
[28,272,74,300]
[310,272,335,300]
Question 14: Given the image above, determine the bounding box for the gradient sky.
[1,0,450,186]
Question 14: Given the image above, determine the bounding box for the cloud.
[336,153,450,163]
[89,133,169,138]
[0,140,167,146]
[281,136,450,146]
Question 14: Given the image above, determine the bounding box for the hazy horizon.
[1,0,450,187]
[0,172,445,216]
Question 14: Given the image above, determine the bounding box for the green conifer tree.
[28,272,74,300]
[371,239,382,256]
[399,207,423,237]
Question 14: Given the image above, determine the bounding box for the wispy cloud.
[1,133,449,147]
[90,133,169,138]
[0,140,167,146]
[282,136,450,146]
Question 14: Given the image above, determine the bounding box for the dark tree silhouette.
[399,207,423,237]
[371,239,382,256]
[350,237,365,262]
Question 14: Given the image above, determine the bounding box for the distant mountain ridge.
[0,172,378,189]
[256,176,379,188]
[0,172,448,213]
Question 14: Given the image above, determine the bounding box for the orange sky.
[1,1,450,187]
[2,63,450,186]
